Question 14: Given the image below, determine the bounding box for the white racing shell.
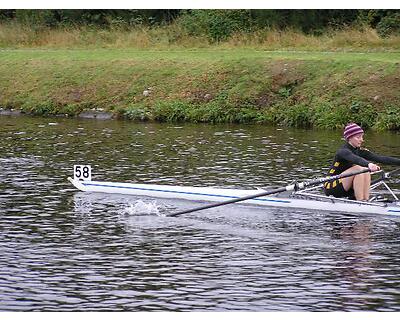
[68,177,400,216]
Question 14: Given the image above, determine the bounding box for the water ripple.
[1,116,400,311]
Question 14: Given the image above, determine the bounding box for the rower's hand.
[368,163,380,172]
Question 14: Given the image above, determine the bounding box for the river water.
[1,115,400,311]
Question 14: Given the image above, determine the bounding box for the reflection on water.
[1,115,400,311]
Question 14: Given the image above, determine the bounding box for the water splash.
[73,197,93,215]
[122,200,163,216]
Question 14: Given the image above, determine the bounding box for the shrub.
[375,105,400,130]
[347,102,377,128]
[123,105,151,121]
[311,102,378,129]
[23,101,57,115]
[178,10,253,43]
[280,103,313,127]
[153,101,187,122]
[311,103,348,129]
[376,13,400,37]
[185,102,229,123]
[15,10,59,28]
[58,103,82,116]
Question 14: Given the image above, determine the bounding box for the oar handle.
[302,168,371,188]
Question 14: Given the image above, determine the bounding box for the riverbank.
[1,48,399,130]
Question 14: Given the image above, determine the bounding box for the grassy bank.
[1,48,400,130]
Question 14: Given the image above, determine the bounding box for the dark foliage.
[0,9,399,37]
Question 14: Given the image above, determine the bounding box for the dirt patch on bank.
[354,71,400,107]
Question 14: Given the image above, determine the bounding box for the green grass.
[1,48,400,63]
[1,48,400,130]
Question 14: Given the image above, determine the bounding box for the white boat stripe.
[82,182,292,204]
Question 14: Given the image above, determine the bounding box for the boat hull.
[68,178,400,216]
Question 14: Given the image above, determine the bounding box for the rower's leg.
[363,171,371,200]
[353,173,368,200]
[341,165,370,201]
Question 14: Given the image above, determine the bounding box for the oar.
[168,168,370,217]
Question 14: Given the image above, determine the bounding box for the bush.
[178,10,253,43]
[310,102,378,129]
[281,103,313,127]
[311,103,348,129]
[22,101,57,115]
[376,12,400,37]
[123,105,151,121]
[185,103,222,123]
[58,104,82,116]
[186,102,258,123]
[15,10,59,28]
[153,101,187,122]
[348,102,377,128]
[375,105,400,130]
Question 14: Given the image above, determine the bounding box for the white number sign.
[74,165,92,181]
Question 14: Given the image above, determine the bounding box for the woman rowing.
[324,123,400,201]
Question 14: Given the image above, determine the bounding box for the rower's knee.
[352,165,369,177]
